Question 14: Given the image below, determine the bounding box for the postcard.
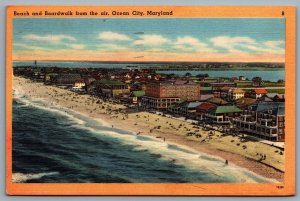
[6,6,295,195]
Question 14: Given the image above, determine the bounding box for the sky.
[13,18,285,62]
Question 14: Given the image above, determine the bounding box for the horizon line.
[13,60,285,64]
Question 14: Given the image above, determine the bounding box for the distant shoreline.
[12,60,285,71]
[13,60,285,65]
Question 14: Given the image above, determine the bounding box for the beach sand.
[12,76,284,181]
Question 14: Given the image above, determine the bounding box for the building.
[239,76,246,81]
[233,102,285,141]
[257,95,273,102]
[248,88,268,99]
[93,80,130,98]
[142,80,200,109]
[205,105,242,124]
[56,73,81,87]
[196,102,216,120]
[72,79,86,93]
[74,79,86,89]
[167,101,186,114]
[207,97,228,105]
[235,97,257,109]
[44,73,58,84]
[180,101,202,118]
[228,88,245,100]
[210,82,237,91]
[252,77,264,87]
[130,90,145,105]
[273,94,285,102]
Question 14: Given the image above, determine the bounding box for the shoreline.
[12,76,284,182]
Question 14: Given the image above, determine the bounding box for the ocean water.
[12,92,275,183]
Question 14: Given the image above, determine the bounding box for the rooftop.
[253,88,268,94]
[132,90,145,97]
[231,88,245,93]
[236,98,257,106]
[207,97,228,105]
[148,79,198,86]
[182,101,202,109]
[250,102,285,113]
[196,102,216,111]
[209,105,242,114]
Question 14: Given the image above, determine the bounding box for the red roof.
[196,102,216,112]
[253,88,268,94]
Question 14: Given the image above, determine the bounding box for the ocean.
[12,91,274,183]
[13,61,284,82]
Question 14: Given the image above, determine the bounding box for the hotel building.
[142,80,200,109]
[233,102,285,141]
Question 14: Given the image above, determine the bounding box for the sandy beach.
[13,76,285,182]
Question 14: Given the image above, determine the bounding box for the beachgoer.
[225,160,228,165]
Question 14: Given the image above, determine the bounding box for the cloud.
[134,34,170,46]
[264,40,284,48]
[210,36,256,53]
[22,34,76,43]
[98,31,131,41]
[263,40,285,53]
[175,36,202,46]
[173,36,214,52]
[239,40,284,54]
[68,44,85,50]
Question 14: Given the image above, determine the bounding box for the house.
[205,105,242,124]
[196,102,216,120]
[230,77,238,82]
[93,79,130,98]
[248,88,268,99]
[180,101,202,118]
[167,101,186,114]
[235,98,257,109]
[228,88,245,100]
[252,77,264,87]
[233,102,285,141]
[130,90,145,105]
[239,76,246,81]
[273,94,285,102]
[44,73,58,84]
[210,82,237,91]
[74,79,85,89]
[207,97,228,105]
[215,86,231,99]
[56,73,81,87]
[266,93,278,99]
[72,79,86,93]
[30,69,44,82]
[257,95,273,102]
